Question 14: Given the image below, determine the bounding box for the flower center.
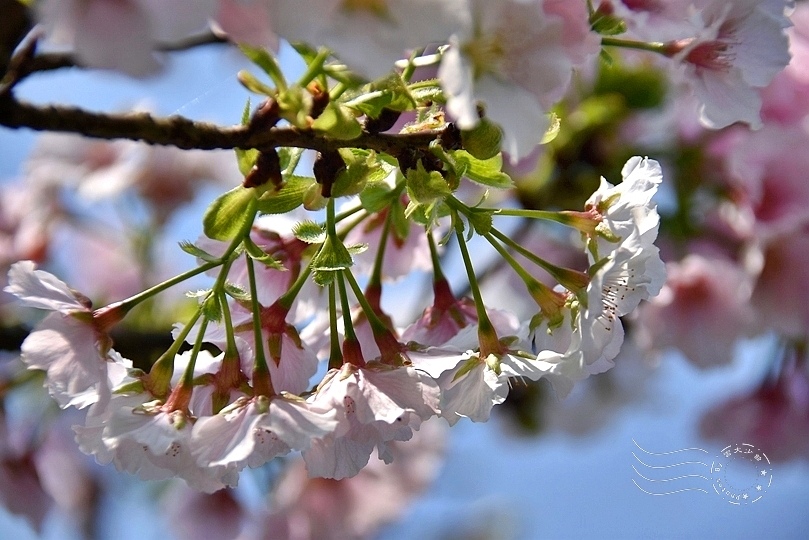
[463,34,505,79]
[685,40,733,72]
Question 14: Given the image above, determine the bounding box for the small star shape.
[756,485,762,491]
[743,494,749,499]
[760,470,767,476]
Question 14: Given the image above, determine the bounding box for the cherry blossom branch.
[0,94,447,155]
[14,32,230,79]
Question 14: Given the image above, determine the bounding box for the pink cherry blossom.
[633,254,757,368]
[302,363,440,479]
[245,418,446,540]
[191,394,340,470]
[213,0,279,50]
[700,361,809,461]
[760,2,809,124]
[749,225,809,338]
[725,125,809,240]
[667,0,792,129]
[37,0,216,76]
[439,0,599,162]
[267,0,466,80]
[5,261,127,408]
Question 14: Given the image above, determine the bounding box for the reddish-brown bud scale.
[313,150,346,198]
[308,83,330,120]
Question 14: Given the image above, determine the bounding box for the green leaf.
[312,236,354,272]
[279,147,304,175]
[541,112,562,145]
[467,209,494,236]
[344,74,416,117]
[460,118,503,160]
[390,198,410,241]
[241,97,252,125]
[450,150,513,190]
[311,236,354,286]
[346,243,369,255]
[179,241,219,263]
[408,79,445,104]
[239,45,286,90]
[224,282,251,302]
[359,181,394,212]
[203,186,257,241]
[243,237,285,269]
[256,175,315,215]
[186,289,212,298]
[331,149,384,198]
[202,294,222,322]
[236,147,259,177]
[293,220,327,244]
[590,11,627,36]
[311,103,362,140]
[276,85,311,129]
[237,70,276,96]
[406,161,450,205]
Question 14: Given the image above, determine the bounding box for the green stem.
[147,308,203,397]
[342,269,390,335]
[277,263,313,311]
[494,208,573,222]
[488,227,589,292]
[245,256,269,374]
[336,271,358,343]
[329,81,348,101]
[328,281,343,370]
[297,47,331,88]
[181,316,209,388]
[451,211,501,356]
[107,260,219,314]
[368,210,392,288]
[483,232,564,317]
[219,289,238,357]
[452,214,490,327]
[601,37,667,56]
[427,230,447,285]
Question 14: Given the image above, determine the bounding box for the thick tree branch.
[0,94,446,156]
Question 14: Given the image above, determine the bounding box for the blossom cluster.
[5,152,664,490]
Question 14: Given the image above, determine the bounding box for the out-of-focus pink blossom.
[634,253,757,368]
[37,0,216,76]
[166,486,245,540]
[667,0,792,129]
[760,2,809,125]
[0,411,51,532]
[344,210,432,281]
[439,0,599,162]
[749,225,809,338]
[725,126,809,240]
[26,132,239,225]
[700,361,809,461]
[213,0,279,50]
[242,417,446,540]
